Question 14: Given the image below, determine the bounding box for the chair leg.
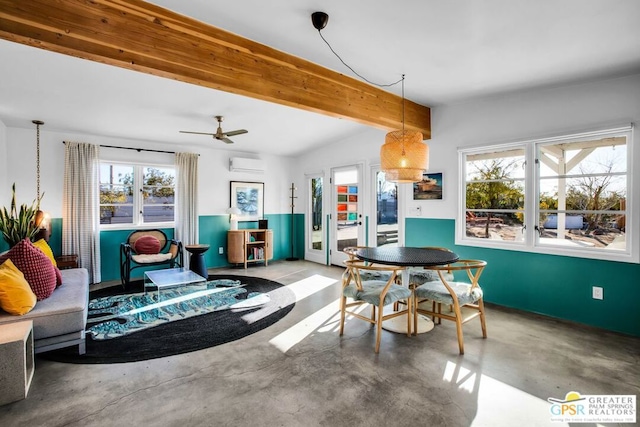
[413,298,418,335]
[339,296,347,336]
[371,305,376,323]
[122,262,131,289]
[453,304,465,354]
[478,298,487,338]
[431,300,436,322]
[375,307,383,353]
[406,297,412,337]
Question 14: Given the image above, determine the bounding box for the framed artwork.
[413,172,443,200]
[230,181,264,221]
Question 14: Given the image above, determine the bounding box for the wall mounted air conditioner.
[229,157,266,174]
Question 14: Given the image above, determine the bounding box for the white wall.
[292,126,389,212]
[295,73,640,229]
[0,120,7,203]
[3,126,295,218]
[429,73,640,221]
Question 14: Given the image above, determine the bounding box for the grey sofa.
[0,268,89,354]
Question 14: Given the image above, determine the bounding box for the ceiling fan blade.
[179,131,215,136]
[219,137,235,144]
[224,129,248,137]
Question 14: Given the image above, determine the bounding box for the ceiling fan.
[180,115,248,144]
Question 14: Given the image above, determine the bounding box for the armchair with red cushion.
[119,229,183,288]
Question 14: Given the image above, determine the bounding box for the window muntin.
[100,163,175,227]
[464,147,526,243]
[459,126,633,262]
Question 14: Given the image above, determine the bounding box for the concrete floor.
[1,260,638,427]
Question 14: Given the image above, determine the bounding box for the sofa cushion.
[0,239,57,300]
[21,268,89,341]
[131,252,173,264]
[0,259,37,315]
[133,235,161,254]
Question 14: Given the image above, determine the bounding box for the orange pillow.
[33,239,58,267]
[0,259,37,315]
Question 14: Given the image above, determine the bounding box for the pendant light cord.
[401,74,406,156]
[36,122,41,200]
[316,29,403,88]
[401,75,405,132]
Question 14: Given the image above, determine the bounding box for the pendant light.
[380,75,429,183]
[311,13,429,182]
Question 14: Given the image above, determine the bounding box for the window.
[464,146,526,243]
[458,125,634,262]
[100,163,175,227]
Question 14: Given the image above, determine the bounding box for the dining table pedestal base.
[380,305,435,334]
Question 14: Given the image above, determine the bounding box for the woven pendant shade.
[380,130,429,183]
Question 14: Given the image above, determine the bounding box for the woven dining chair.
[340,259,412,353]
[343,246,395,282]
[413,259,487,354]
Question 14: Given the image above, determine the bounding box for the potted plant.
[0,183,43,247]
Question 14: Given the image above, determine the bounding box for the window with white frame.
[99,162,176,227]
[463,146,526,243]
[459,125,633,262]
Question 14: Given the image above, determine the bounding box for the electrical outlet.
[218,247,224,255]
[592,286,603,300]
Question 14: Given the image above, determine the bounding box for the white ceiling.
[1,0,639,156]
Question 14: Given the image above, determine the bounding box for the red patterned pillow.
[2,239,57,300]
[133,235,161,255]
[55,267,63,288]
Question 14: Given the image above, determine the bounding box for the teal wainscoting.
[198,215,233,270]
[405,218,640,337]
[55,213,306,283]
[189,213,304,271]
[48,218,63,256]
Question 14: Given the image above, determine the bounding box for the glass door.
[305,174,326,264]
[330,165,364,265]
[373,169,399,247]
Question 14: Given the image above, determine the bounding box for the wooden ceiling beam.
[0,0,431,138]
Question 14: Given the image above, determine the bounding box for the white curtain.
[63,142,101,283]
[175,152,199,248]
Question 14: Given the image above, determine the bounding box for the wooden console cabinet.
[227,229,273,269]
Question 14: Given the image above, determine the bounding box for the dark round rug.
[40,274,295,364]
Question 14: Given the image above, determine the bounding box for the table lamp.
[226,207,242,231]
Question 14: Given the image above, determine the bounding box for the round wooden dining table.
[354,246,459,334]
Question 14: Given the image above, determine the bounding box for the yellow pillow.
[33,239,57,267]
[0,259,37,315]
